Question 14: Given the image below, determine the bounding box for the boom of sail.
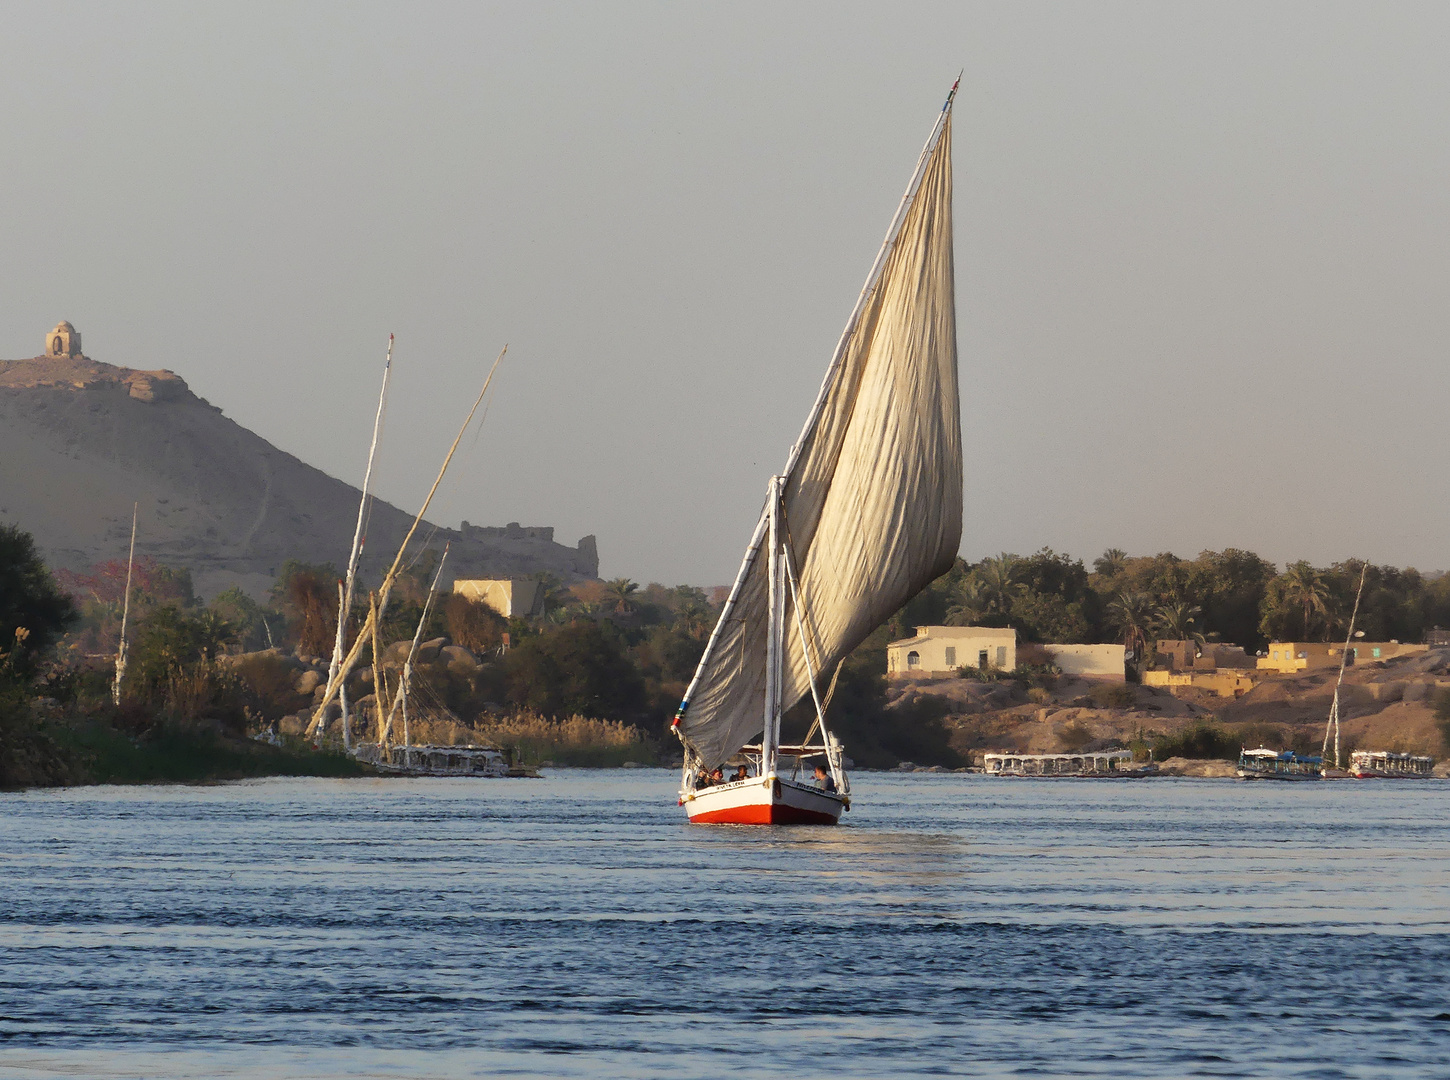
[675,97,962,773]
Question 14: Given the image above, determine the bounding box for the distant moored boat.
[1237,748,1324,781]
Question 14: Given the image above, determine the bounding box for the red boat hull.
[682,776,846,825]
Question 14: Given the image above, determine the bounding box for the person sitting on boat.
[711,767,726,786]
[733,765,749,782]
[813,764,836,793]
[694,768,714,791]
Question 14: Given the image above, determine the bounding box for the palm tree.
[1280,561,1331,640]
[603,577,639,616]
[532,572,569,619]
[1094,548,1129,577]
[944,577,987,626]
[972,554,1022,616]
[673,596,713,638]
[1154,601,1205,647]
[1106,591,1155,664]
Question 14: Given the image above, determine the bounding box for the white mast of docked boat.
[379,542,450,757]
[1322,563,1368,772]
[305,347,506,740]
[326,334,393,749]
[112,502,138,706]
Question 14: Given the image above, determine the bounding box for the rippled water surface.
[2,771,1449,1078]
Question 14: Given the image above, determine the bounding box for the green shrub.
[1152,721,1240,760]
[503,620,645,720]
[957,664,1004,682]
[1435,688,1450,749]
[1058,722,1095,751]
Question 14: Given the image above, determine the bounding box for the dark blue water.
[2,772,1448,1078]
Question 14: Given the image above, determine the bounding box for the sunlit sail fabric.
[677,111,961,771]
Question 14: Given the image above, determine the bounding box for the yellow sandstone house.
[452,578,542,618]
[1258,640,1426,674]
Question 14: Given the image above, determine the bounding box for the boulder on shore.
[294,669,324,695]
[441,644,479,667]
[416,637,448,663]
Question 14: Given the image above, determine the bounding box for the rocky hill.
[0,350,598,598]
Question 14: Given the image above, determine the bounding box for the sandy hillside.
[0,354,598,598]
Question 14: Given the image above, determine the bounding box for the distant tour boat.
[1237,748,1323,781]
[1347,750,1434,779]
[352,741,516,777]
[983,751,1156,778]
[673,82,964,826]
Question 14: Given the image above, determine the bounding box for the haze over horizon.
[3,2,1447,585]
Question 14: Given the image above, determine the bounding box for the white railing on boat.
[351,742,509,777]
[1349,750,1434,777]
[983,750,1137,777]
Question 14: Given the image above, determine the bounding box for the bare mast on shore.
[1322,563,1369,771]
[326,335,393,749]
[112,502,138,706]
[306,346,506,741]
[378,542,450,757]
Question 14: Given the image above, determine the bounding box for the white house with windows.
[886,626,1017,676]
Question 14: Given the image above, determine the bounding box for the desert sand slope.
[0,355,597,598]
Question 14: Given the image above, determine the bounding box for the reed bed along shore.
[389,710,658,767]
[478,711,657,767]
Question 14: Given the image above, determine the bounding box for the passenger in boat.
[694,769,714,791]
[813,763,837,793]
[711,767,725,786]
[733,765,749,782]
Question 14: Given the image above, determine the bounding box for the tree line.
[5,518,1450,778]
[890,548,1450,654]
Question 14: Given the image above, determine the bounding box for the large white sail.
[676,100,961,771]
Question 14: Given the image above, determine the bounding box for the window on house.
[907,651,920,669]
[996,646,1007,668]
[1372,647,1381,658]
[978,650,989,669]
[944,647,956,667]
[1272,650,1280,661]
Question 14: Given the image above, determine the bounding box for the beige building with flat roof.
[887,626,1016,676]
[1043,643,1126,682]
[1258,640,1427,674]
[452,578,542,618]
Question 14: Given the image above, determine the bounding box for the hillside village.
[882,622,1450,772]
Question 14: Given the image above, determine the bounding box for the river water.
[2,771,1448,1079]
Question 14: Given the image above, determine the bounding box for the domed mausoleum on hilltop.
[44,322,83,358]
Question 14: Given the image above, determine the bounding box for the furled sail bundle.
[676,97,961,772]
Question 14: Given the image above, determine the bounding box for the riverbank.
[1,720,370,790]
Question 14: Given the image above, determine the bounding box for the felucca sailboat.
[673,83,963,824]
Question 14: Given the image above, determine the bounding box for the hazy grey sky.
[4,2,1447,584]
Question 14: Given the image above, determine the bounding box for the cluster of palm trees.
[530,573,715,638]
[1103,591,1205,665]
[943,554,1021,625]
[1274,560,1336,640]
